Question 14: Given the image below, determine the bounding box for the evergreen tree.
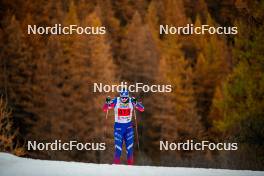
[213,1,264,139]
[211,0,264,169]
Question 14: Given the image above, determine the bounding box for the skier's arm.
[103,97,117,112]
[131,97,144,112]
[135,102,144,112]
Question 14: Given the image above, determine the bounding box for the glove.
[106,96,111,104]
[131,97,137,104]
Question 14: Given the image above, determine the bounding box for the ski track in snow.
[0,152,263,176]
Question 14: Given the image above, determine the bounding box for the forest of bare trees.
[0,0,263,170]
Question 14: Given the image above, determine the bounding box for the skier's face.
[121,97,128,103]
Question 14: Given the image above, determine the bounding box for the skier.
[103,89,144,165]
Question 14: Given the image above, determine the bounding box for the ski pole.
[133,107,140,150]
[105,107,109,120]
[104,104,109,139]
[105,96,111,121]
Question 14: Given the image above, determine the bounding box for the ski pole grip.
[106,96,111,104]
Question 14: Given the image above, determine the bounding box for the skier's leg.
[125,124,134,165]
[113,123,124,164]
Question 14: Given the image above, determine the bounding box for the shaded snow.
[0,152,263,176]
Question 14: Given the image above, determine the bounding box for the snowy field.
[0,152,263,176]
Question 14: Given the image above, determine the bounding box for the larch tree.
[146,0,161,47]
[162,0,189,26]
[0,97,25,156]
[0,15,36,140]
[76,9,117,163]
[97,0,121,60]
[119,11,161,164]
[192,14,230,129]
[159,32,204,164]
[26,1,117,163]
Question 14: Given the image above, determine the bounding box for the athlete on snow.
[103,89,144,165]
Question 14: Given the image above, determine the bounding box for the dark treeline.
[0,0,263,170]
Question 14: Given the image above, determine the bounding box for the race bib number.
[118,108,131,116]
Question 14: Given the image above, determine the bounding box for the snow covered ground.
[0,152,263,176]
